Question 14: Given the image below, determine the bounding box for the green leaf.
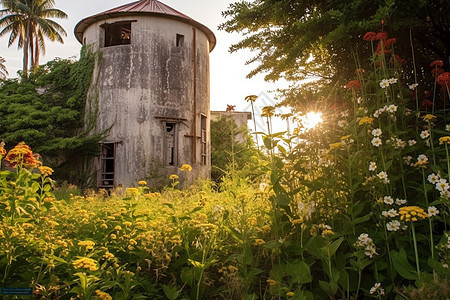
[391,248,418,280]
[284,261,312,284]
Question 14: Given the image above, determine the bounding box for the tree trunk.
[22,19,30,77]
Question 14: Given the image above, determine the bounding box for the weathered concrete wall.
[83,15,211,188]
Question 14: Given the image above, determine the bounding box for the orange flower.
[0,141,6,160]
[345,80,362,89]
[5,142,42,169]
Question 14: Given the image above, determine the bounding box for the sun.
[301,112,323,130]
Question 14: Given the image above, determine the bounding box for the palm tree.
[0,56,8,78]
[0,0,67,76]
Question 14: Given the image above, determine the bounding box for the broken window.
[201,115,207,165]
[176,34,184,47]
[165,123,178,166]
[103,22,131,47]
[100,143,115,187]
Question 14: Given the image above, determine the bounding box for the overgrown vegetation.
[1,30,449,299]
[0,48,104,187]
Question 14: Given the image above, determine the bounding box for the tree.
[0,56,7,78]
[0,0,67,76]
[220,0,450,106]
[0,49,105,187]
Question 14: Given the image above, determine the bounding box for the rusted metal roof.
[74,0,216,51]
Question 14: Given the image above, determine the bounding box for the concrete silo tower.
[74,0,216,188]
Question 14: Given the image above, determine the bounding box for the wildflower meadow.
[1,31,450,299]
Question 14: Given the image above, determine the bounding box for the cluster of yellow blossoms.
[72,257,98,271]
[95,290,112,300]
[439,136,450,145]
[358,116,374,125]
[399,206,428,222]
[78,240,95,251]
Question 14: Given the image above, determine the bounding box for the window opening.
[201,115,207,165]
[104,22,131,47]
[165,123,177,165]
[176,34,184,47]
[101,143,115,187]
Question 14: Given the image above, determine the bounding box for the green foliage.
[0,48,104,185]
[220,0,450,107]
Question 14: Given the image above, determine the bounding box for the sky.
[0,0,287,117]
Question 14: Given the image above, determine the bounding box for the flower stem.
[411,222,421,281]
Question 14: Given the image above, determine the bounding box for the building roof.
[74,0,216,51]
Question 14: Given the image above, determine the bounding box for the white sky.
[0,0,286,113]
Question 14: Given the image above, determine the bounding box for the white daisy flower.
[372,137,382,147]
[446,124,450,132]
[420,130,430,139]
[387,209,399,217]
[395,198,407,205]
[388,78,398,84]
[417,154,428,164]
[386,220,400,231]
[387,104,398,113]
[383,196,394,205]
[427,173,440,184]
[408,140,417,146]
[380,79,390,88]
[428,206,439,217]
[372,128,382,136]
[436,179,450,192]
[408,83,419,90]
[369,161,377,171]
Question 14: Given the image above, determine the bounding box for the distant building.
[74,0,215,188]
[211,111,252,143]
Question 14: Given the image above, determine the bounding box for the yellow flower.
[129,239,138,246]
[287,292,295,297]
[439,136,450,144]
[399,206,428,222]
[422,114,437,122]
[95,290,112,300]
[254,238,266,246]
[110,234,117,240]
[169,174,179,180]
[228,265,238,272]
[261,225,271,232]
[358,116,374,125]
[138,180,147,185]
[114,225,122,231]
[38,166,54,177]
[78,240,95,251]
[266,279,277,286]
[261,106,275,117]
[100,223,108,229]
[0,141,6,160]
[123,221,132,227]
[291,218,303,225]
[329,142,344,150]
[103,252,115,260]
[72,257,98,271]
[125,188,139,196]
[321,229,334,237]
[180,164,192,172]
[341,134,352,140]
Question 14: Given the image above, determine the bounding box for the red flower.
[345,80,362,89]
[431,67,444,77]
[430,60,444,68]
[376,43,391,55]
[437,72,450,88]
[376,32,388,41]
[390,55,406,66]
[385,38,397,47]
[363,32,377,41]
[420,100,433,110]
